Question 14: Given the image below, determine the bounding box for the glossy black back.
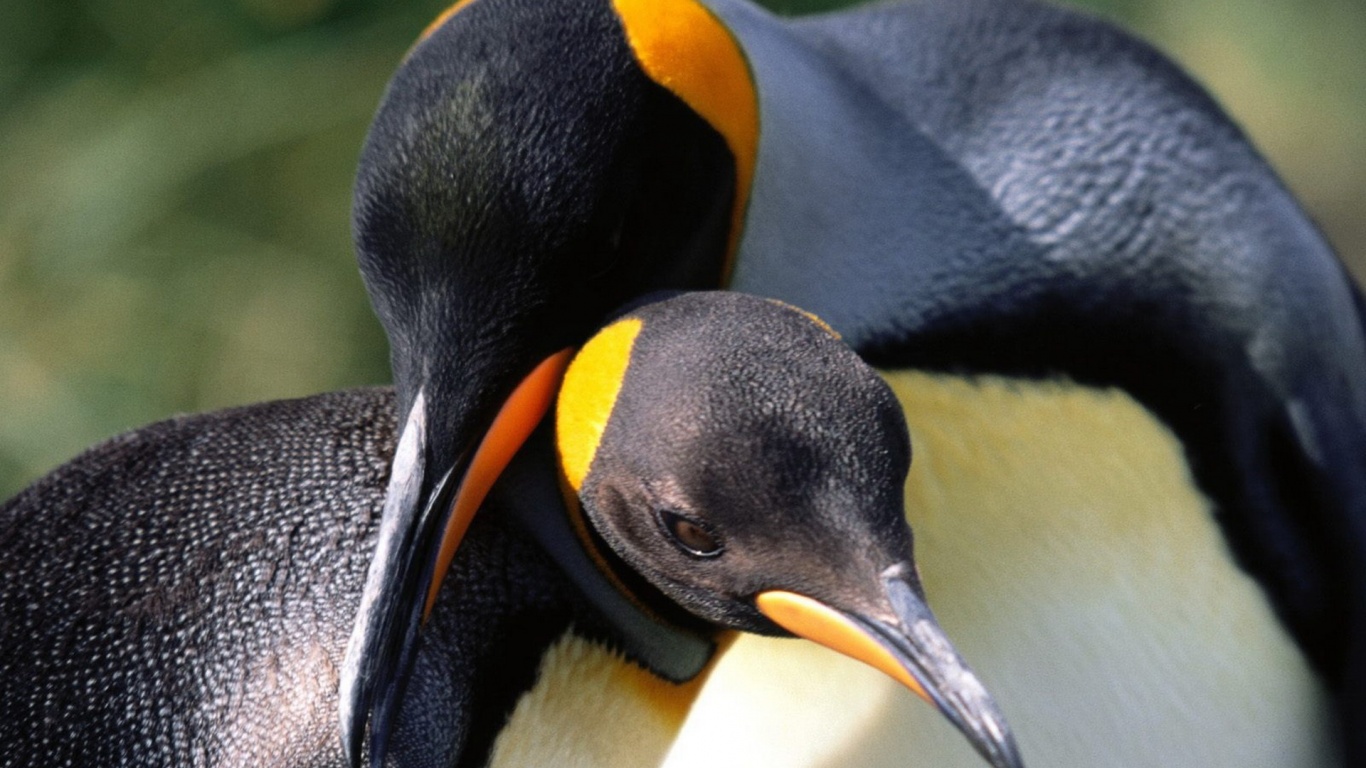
[0,390,571,767]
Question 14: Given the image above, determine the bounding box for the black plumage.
[0,390,571,768]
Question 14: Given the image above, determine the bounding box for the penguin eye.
[656,509,723,558]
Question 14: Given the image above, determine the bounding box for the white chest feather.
[665,372,1336,768]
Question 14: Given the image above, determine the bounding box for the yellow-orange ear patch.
[422,349,573,619]
[557,318,644,491]
[611,0,758,280]
[417,0,479,44]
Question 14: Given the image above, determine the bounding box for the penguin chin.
[645,578,777,635]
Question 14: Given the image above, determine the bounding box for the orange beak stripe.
[756,590,932,704]
[422,349,575,620]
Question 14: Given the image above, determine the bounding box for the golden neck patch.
[611,0,758,280]
[557,317,644,491]
[417,0,479,44]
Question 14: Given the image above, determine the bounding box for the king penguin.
[0,291,1021,767]
[341,0,1366,766]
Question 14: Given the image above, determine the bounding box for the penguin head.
[353,0,756,446]
[557,292,1023,768]
[560,293,912,628]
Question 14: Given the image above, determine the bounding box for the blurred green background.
[1,0,1362,498]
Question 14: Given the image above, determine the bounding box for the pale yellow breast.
[665,371,1336,768]
[487,633,707,767]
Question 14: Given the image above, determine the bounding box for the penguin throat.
[496,424,717,683]
[559,474,713,641]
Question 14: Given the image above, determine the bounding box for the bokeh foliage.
[1,0,1363,497]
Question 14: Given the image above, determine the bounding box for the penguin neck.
[557,471,718,646]
[493,422,718,682]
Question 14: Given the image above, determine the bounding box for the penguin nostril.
[657,508,723,558]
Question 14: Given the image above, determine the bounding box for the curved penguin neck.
[485,421,725,767]
[492,421,718,682]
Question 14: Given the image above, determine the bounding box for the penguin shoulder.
[785,0,1310,264]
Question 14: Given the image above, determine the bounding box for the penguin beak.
[339,351,573,767]
[756,568,1024,768]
